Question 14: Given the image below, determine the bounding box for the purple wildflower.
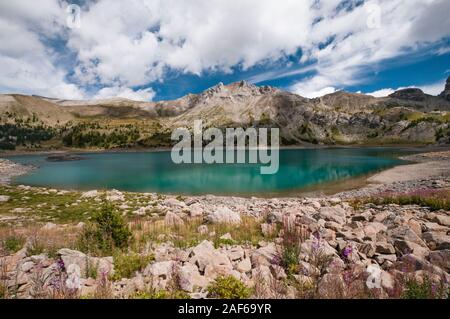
[342,246,353,259]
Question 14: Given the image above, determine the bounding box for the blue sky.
[0,0,449,101]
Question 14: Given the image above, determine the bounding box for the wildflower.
[342,246,353,259]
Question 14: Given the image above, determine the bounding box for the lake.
[7,148,414,196]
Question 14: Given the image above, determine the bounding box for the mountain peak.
[439,76,450,101]
[389,88,427,102]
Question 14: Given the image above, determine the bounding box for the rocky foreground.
[0,151,449,299]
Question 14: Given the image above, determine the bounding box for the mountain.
[1,77,450,150]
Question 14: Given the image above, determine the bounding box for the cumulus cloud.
[93,86,156,101]
[0,0,449,100]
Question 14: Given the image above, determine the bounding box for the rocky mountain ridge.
[1,77,450,149]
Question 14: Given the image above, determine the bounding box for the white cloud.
[93,86,156,102]
[366,88,395,97]
[0,0,449,100]
[366,79,446,97]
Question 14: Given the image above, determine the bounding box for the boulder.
[177,263,209,292]
[315,207,346,225]
[106,189,124,202]
[250,243,278,267]
[164,211,184,227]
[431,214,450,227]
[58,249,114,278]
[422,232,450,250]
[394,240,429,258]
[163,198,186,209]
[428,249,450,272]
[81,190,98,199]
[236,258,252,273]
[0,195,10,202]
[188,203,203,217]
[226,246,245,261]
[206,206,241,225]
[375,242,396,255]
[389,226,427,247]
[143,261,176,290]
[189,240,232,272]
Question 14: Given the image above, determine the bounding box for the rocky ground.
[0,151,449,299]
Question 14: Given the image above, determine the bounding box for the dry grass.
[130,216,267,250]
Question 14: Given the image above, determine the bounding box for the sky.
[0,0,449,102]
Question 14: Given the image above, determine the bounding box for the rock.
[42,222,57,231]
[372,212,390,223]
[380,270,395,291]
[407,219,422,236]
[423,222,448,233]
[317,273,345,298]
[197,225,208,235]
[363,222,387,238]
[358,243,376,258]
[163,198,186,209]
[315,207,346,225]
[250,243,278,267]
[206,206,241,225]
[422,232,450,250]
[0,195,10,202]
[177,263,209,292]
[81,190,98,199]
[431,214,450,227]
[106,189,125,202]
[389,226,427,247]
[190,240,232,272]
[375,243,396,254]
[143,261,176,290]
[188,203,203,217]
[226,246,245,261]
[58,249,114,278]
[375,254,397,264]
[164,211,184,227]
[236,258,252,273]
[20,261,35,273]
[428,249,450,272]
[394,240,429,258]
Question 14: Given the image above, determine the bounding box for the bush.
[111,253,154,281]
[78,201,132,255]
[402,277,448,299]
[207,276,251,299]
[2,235,25,254]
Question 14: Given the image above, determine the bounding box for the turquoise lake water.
[7,148,413,196]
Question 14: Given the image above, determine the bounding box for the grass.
[133,216,268,249]
[357,188,450,211]
[111,252,154,281]
[207,276,251,299]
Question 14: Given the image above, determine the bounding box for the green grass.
[357,189,450,211]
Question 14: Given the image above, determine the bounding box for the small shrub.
[78,201,132,255]
[402,277,447,299]
[132,289,190,299]
[2,235,25,254]
[207,276,251,299]
[111,253,154,281]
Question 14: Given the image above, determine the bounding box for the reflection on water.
[8,148,412,195]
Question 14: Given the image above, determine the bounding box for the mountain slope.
[1,77,450,150]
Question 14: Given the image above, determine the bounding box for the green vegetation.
[402,277,448,299]
[138,216,266,249]
[360,189,450,211]
[77,201,132,255]
[207,276,251,299]
[112,252,154,280]
[0,123,54,150]
[1,234,25,254]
